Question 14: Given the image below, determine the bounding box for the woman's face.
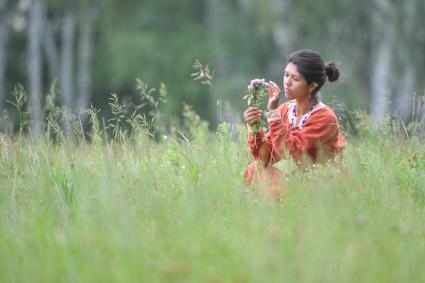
[283,62,315,101]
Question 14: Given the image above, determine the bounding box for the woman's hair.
[286,49,340,94]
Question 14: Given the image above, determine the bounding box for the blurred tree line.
[0,0,425,136]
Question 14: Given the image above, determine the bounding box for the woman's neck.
[295,97,317,116]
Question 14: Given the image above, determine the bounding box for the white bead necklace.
[290,100,318,129]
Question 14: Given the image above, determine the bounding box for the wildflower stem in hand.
[243,79,269,134]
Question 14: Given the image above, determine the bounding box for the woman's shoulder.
[278,100,295,115]
[312,102,339,123]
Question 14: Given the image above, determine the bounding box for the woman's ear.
[309,82,318,94]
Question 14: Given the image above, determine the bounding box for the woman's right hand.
[267,81,281,111]
[243,107,262,127]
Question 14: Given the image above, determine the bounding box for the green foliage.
[191,60,214,88]
[7,84,28,135]
[85,104,102,147]
[1,111,425,282]
[44,79,64,142]
[4,0,425,130]
[181,102,209,144]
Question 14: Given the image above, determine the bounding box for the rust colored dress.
[244,100,346,185]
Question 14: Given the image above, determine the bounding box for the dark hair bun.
[325,61,340,82]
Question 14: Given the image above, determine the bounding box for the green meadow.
[1,101,425,283]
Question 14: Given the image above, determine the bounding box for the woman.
[243,49,346,189]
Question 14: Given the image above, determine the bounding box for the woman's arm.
[268,108,344,162]
[247,104,288,166]
[248,107,344,165]
[245,81,286,166]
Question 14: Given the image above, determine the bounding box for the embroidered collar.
[287,100,326,129]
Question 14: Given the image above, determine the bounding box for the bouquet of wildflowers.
[243,78,269,134]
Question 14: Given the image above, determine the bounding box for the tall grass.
[0,84,424,282]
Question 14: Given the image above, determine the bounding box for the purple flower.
[244,78,270,134]
[248,78,267,91]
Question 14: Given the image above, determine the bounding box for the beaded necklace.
[290,100,318,129]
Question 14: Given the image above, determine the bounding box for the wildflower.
[244,78,269,134]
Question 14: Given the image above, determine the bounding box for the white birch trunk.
[43,17,59,82]
[205,0,226,125]
[370,0,394,118]
[27,0,44,137]
[270,0,291,75]
[60,0,76,111]
[395,67,415,117]
[205,0,230,75]
[76,2,97,113]
[394,0,417,118]
[0,0,7,111]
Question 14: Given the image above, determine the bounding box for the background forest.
[2,2,425,282]
[0,0,425,135]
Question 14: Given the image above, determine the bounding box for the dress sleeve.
[247,104,289,165]
[247,106,345,165]
[268,109,344,162]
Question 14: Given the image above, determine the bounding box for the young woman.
[243,49,346,188]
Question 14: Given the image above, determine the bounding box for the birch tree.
[60,0,76,111]
[76,0,98,113]
[0,0,8,111]
[27,0,44,137]
[205,0,229,75]
[393,0,417,118]
[43,15,59,83]
[369,0,395,118]
[267,0,291,75]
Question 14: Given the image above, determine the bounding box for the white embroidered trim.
[247,123,253,133]
[287,101,327,129]
[266,108,281,122]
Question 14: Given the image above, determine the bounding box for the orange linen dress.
[244,100,346,185]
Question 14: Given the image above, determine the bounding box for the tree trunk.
[76,2,98,114]
[27,0,44,137]
[395,67,415,118]
[43,17,59,83]
[0,0,8,111]
[270,0,291,74]
[369,0,394,118]
[60,0,76,111]
[394,0,417,118]
[204,0,225,125]
[205,0,229,75]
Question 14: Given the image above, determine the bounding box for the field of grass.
[1,106,425,282]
